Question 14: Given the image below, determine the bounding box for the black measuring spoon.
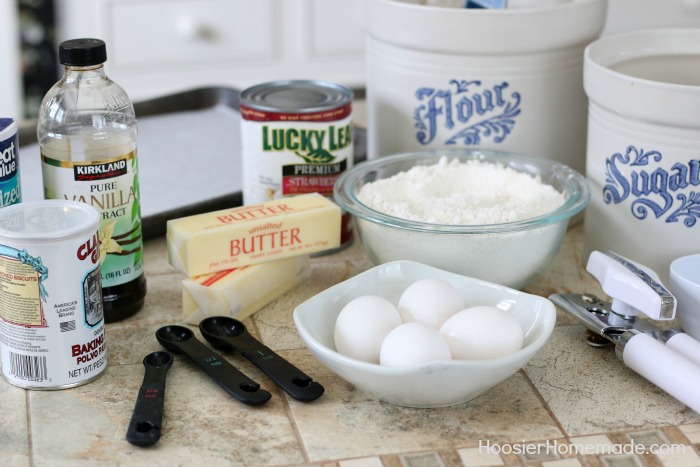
[126,351,173,447]
[155,325,271,406]
[199,316,325,402]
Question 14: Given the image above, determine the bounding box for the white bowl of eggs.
[293,260,556,408]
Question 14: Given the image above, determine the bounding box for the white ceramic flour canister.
[584,29,700,285]
[363,0,607,175]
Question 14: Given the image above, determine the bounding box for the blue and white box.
[0,119,22,207]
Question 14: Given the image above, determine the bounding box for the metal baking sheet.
[18,87,366,239]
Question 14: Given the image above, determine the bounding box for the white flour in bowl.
[349,155,575,289]
[357,156,566,224]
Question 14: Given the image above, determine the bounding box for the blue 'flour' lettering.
[413,79,521,146]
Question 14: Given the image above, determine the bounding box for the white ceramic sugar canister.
[363,0,607,175]
[584,29,700,285]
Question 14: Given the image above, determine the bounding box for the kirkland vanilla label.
[41,151,144,288]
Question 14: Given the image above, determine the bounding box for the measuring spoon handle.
[126,354,172,447]
[182,339,272,406]
[243,346,324,402]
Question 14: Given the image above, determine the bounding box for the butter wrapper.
[167,193,340,276]
[182,255,311,325]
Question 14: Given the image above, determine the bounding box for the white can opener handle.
[586,250,675,320]
[586,251,700,363]
[664,333,700,368]
[552,250,700,413]
[623,330,700,413]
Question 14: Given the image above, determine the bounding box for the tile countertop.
[3,222,700,467]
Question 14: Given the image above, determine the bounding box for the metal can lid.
[0,200,100,241]
[240,80,353,114]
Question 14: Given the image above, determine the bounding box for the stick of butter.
[182,255,311,325]
[167,193,340,276]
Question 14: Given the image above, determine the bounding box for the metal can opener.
[550,250,700,413]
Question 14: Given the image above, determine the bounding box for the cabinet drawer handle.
[177,18,218,41]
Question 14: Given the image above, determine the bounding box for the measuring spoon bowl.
[144,351,174,368]
[155,325,271,406]
[156,325,194,344]
[199,317,255,351]
[200,317,324,402]
[126,351,174,447]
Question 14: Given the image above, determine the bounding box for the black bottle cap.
[58,38,107,66]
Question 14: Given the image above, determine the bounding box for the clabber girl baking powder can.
[0,200,107,389]
[240,80,354,250]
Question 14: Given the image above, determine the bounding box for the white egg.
[379,322,452,367]
[334,295,402,363]
[439,306,524,360]
[397,278,465,329]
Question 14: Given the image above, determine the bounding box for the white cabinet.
[0,1,22,120]
[602,0,700,34]
[55,0,367,102]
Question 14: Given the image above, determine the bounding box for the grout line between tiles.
[246,314,313,465]
[269,258,352,467]
[520,367,572,441]
[281,394,313,466]
[24,389,33,467]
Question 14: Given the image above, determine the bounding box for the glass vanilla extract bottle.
[37,38,146,322]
